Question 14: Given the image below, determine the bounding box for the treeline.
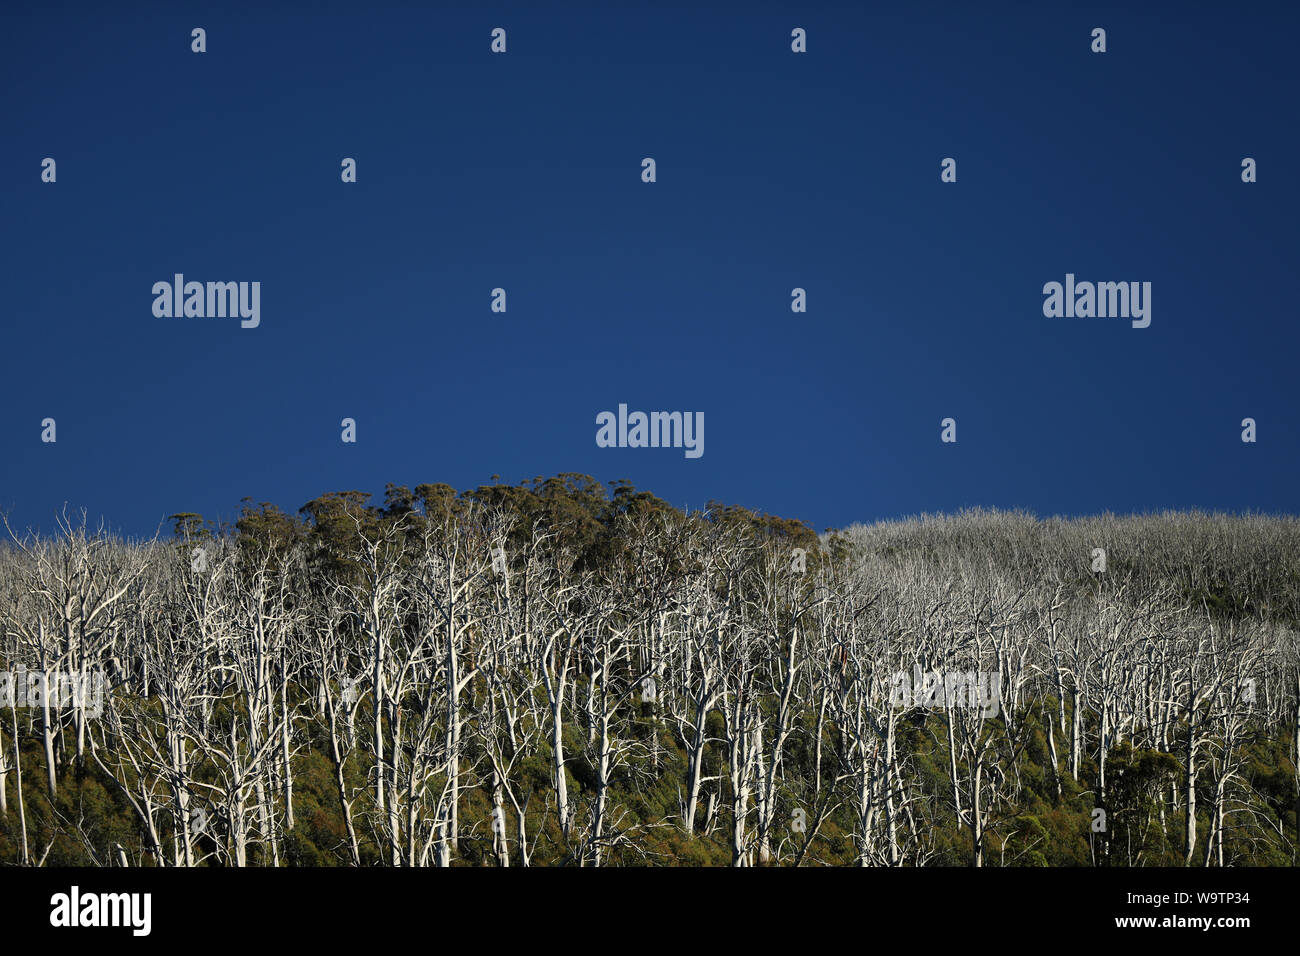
[0,478,1297,866]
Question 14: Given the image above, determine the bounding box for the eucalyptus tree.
[331,513,411,865]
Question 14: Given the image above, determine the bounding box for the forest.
[1,474,1297,867]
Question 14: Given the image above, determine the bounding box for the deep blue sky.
[3,1,1297,538]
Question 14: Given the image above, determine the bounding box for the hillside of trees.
[1,475,1298,866]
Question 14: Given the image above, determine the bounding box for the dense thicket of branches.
[2,477,1298,866]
